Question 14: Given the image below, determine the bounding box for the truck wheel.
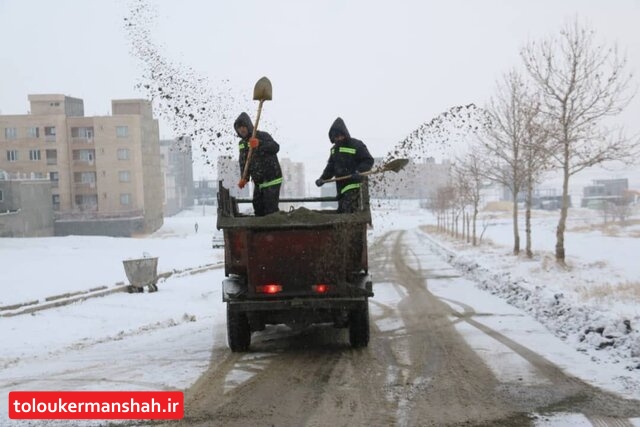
[227,306,251,352]
[349,301,370,348]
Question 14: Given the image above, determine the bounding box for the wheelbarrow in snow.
[122,256,159,293]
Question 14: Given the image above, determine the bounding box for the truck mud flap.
[351,273,373,297]
[222,275,247,302]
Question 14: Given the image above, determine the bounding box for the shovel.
[241,76,273,182]
[322,158,409,183]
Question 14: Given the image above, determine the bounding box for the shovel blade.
[384,158,409,173]
[253,77,272,101]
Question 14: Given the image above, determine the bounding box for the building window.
[73,149,94,162]
[27,127,40,138]
[52,194,60,210]
[4,127,17,140]
[49,171,59,185]
[6,150,18,162]
[46,149,57,165]
[117,148,129,160]
[74,171,96,184]
[0,189,3,202]
[119,171,131,182]
[120,193,131,206]
[44,126,56,142]
[71,127,94,138]
[29,149,41,161]
[116,126,129,138]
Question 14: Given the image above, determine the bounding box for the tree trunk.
[512,196,520,255]
[556,144,570,263]
[454,212,459,238]
[466,212,470,243]
[525,177,533,258]
[450,211,454,236]
[472,207,478,246]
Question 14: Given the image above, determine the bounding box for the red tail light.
[312,284,330,294]
[256,283,282,294]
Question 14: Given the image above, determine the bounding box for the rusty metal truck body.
[217,182,373,351]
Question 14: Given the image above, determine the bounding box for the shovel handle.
[321,158,408,183]
[241,100,265,182]
[322,169,375,184]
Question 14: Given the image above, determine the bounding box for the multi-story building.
[216,155,249,199]
[160,137,194,216]
[279,158,305,198]
[214,155,305,200]
[0,94,163,236]
[582,178,629,207]
[369,157,451,200]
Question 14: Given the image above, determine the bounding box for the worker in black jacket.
[234,112,283,216]
[315,117,374,213]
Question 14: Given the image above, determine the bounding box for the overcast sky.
[1,0,639,183]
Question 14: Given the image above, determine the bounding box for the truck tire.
[227,306,251,352]
[349,301,370,348]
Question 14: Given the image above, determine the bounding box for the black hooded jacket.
[320,118,374,195]
[234,112,282,185]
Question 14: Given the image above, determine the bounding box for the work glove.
[351,171,362,180]
[315,178,324,187]
[238,178,248,189]
[249,137,260,149]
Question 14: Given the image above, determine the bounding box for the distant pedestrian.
[194,222,199,233]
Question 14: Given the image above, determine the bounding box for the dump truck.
[216,181,373,352]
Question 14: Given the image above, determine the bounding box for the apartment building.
[279,157,306,198]
[216,155,250,199]
[0,94,163,236]
[160,137,194,216]
[369,157,451,200]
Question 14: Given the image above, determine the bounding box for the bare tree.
[453,151,486,245]
[521,18,638,262]
[611,195,634,226]
[451,164,471,240]
[429,186,455,233]
[521,99,554,258]
[480,70,531,254]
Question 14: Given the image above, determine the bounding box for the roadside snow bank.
[418,231,640,371]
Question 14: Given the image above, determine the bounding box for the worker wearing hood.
[234,112,283,216]
[316,117,374,213]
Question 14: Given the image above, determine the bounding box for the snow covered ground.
[415,203,640,372]
[1,202,639,426]
[0,206,224,307]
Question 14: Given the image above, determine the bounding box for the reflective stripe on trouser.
[258,177,283,189]
[340,183,360,194]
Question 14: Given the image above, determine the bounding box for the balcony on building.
[71,126,94,144]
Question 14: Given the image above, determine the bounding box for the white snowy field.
[0,206,224,307]
[1,201,639,426]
